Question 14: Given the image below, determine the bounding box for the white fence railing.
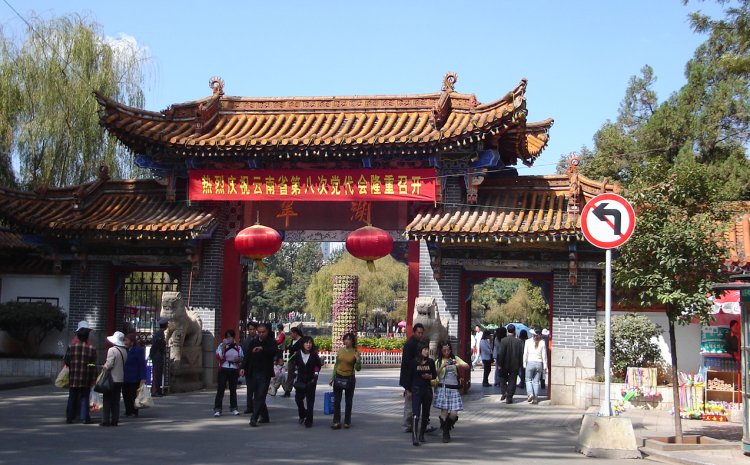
[284,350,401,366]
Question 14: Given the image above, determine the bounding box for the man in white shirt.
[471,325,483,368]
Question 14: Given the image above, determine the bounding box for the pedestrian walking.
[433,341,468,443]
[283,326,304,397]
[241,323,277,427]
[480,332,493,386]
[292,336,322,427]
[406,342,436,446]
[496,324,524,404]
[523,328,548,403]
[241,321,259,413]
[329,332,361,429]
[213,329,244,417]
[399,323,425,432]
[492,326,507,386]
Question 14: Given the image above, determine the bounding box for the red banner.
[188,169,436,202]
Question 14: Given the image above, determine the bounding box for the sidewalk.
[0,368,744,465]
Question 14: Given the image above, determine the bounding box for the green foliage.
[356,337,406,350]
[576,27,750,199]
[313,336,332,351]
[614,160,730,325]
[0,14,151,188]
[474,278,549,329]
[305,252,407,323]
[594,313,663,378]
[246,242,324,322]
[311,336,404,351]
[0,301,66,355]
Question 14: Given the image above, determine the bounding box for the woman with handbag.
[433,341,468,443]
[292,336,322,427]
[122,333,147,418]
[100,331,128,427]
[328,332,361,430]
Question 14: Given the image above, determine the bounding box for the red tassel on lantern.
[346,225,393,271]
[234,224,282,270]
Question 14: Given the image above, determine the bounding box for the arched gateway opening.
[0,73,616,404]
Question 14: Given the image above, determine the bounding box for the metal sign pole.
[600,248,613,416]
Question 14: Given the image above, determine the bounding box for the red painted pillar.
[222,239,241,334]
[406,240,420,337]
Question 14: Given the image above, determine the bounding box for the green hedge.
[312,336,405,351]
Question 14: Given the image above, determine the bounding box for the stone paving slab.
[0,368,744,465]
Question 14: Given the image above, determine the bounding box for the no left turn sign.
[581,193,636,249]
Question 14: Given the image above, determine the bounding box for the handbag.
[333,376,349,390]
[55,365,70,389]
[94,348,124,393]
[293,380,307,391]
[93,369,114,393]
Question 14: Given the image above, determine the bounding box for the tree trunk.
[667,314,683,442]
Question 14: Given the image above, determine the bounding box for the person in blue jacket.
[122,333,147,417]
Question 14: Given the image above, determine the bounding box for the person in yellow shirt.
[329,333,361,429]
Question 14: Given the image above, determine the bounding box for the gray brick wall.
[68,261,111,331]
[180,214,227,338]
[418,241,461,346]
[551,268,598,349]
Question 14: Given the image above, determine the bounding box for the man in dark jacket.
[399,323,424,432]
[282,326,304,396]
[240,322,277,426]
[497,324,525,404]
[149,318,168,397]
[241,321,259,413]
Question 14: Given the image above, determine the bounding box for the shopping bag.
[323,391,334,415]
[54,366,70,389]
[93,369,114,393]
[89,391,103,413]
[134,387,153,408]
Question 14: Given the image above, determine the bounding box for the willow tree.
[305,253,407,323]
[614,159,729,442]
[0,14,150,188]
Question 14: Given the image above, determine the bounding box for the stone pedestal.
[576,414,640,459]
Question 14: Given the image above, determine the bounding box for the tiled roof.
[406,174,619,242]
[0,178,217,240]
[96,75,553,164]
[0,230,33,249]
[726,203,750,268]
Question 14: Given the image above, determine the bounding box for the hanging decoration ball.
[234,224,283,270]
[346,225,393,272]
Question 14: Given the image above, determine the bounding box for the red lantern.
[234,224,282,270]
[346,225,393,271]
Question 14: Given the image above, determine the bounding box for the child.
[269,356,287,396]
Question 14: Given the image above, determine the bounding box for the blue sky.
[1,0,725,175]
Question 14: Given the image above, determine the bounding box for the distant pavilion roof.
[0,173,217,241]
[96,74,553,165]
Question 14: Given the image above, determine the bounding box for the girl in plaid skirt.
[433,342,468,443]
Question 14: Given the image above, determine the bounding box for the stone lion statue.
[413,296,448,359]
[159,291,203,391]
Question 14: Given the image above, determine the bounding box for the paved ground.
[0,368,744,465]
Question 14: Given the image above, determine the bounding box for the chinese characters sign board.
[188,169,436,202]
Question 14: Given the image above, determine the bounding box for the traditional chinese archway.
[89,72,615,404]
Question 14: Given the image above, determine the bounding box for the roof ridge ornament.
[442,72,458,93]
[209,76,225,96]
[432,72,457,130]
